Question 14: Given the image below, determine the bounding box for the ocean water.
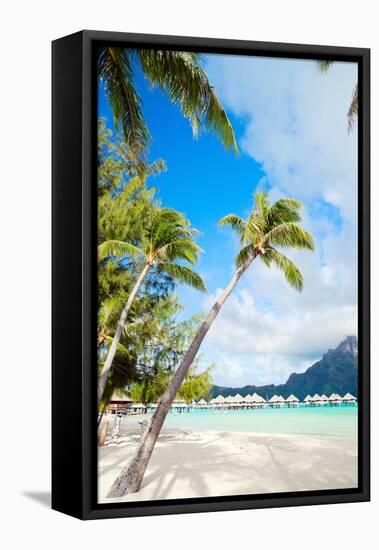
[159,405,358,438]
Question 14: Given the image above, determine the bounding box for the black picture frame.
[52,30,370,520]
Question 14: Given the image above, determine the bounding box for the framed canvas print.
[52,30,370,520]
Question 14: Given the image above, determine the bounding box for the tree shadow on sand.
[100,430,358,502]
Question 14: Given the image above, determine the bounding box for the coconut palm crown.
[219,191,315,291]
[97,208,206,407]
[106,192,315,498]
[98,207,207,291]
[98,48,238,163]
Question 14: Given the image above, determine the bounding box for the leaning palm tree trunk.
[97,264,150,408]
[107,252,257,497]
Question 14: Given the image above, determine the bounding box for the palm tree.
[97,208,207,408]
[98,48,238,164]
[106,192,315,497]
[316,61,358,132]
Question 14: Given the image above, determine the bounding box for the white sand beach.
[98,415,358,503]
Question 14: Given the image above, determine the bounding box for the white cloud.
[203,282,357,356]
[207,55,357,216]
[208,349,317,387]
[200,54,358,387]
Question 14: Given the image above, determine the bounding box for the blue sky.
[98,66,265,301]
[98,53,358,387]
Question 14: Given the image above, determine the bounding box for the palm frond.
[244,210,265,244]
[266,198,302,229]
[121,175,146,199]
[98,291,129,328]
[160,263,207,292]
[205,91,238,151]
[254,191,270,217]
[149,209,188,244]
[235,243,256,268]
[98,47,150,162]
[148,208,201,259]
[263,247,304,292]
[104,337,133,361]
[265,223,315,250]
[347,84,358,133]
[316,60,333,73]
[218,214,246,239]
[122,315,151,338]
[220,192,314,291]
[155,238,202,264]
[138,49,238,152]
[98,239,144,260]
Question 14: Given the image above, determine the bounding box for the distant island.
[211,336,358,401]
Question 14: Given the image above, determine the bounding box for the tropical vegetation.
[97,119,210,420]
[130,364,213,412]
[98,47,238,166]
[107,191,315,497]
[97,206,207,407]
[96,46,237,414]
[95,46,333,500]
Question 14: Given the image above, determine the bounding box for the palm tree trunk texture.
[97,403,106,428]
[107,253,257,497]
[97,264,150,409]
[98,415,109,447]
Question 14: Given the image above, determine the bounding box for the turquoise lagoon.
[160,405,358,438]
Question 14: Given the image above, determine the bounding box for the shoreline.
[98,418,358,503]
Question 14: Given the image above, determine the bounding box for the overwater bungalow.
[172,399,191,412]
[212,395,226,409]
[226,394,241,409]
[224,395,235,408]
[303,394,313,406]
[342,392,357,405]
[269,395,285,408]
[276,395,286,408]
[328,393,343,406]
[254,393,267,407]
[234,394,245,407]
[286,394,300,407]
[268,394,279,407]
[243,394,253,408]
[312,393,322,406]
[241,395,249,405]
[250,393,266,408]
[319,394,329,405]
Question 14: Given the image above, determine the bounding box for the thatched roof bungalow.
[107,391,133,413]
[328,393,343,405]
[286,394,300,406]
[342,392,357,404]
